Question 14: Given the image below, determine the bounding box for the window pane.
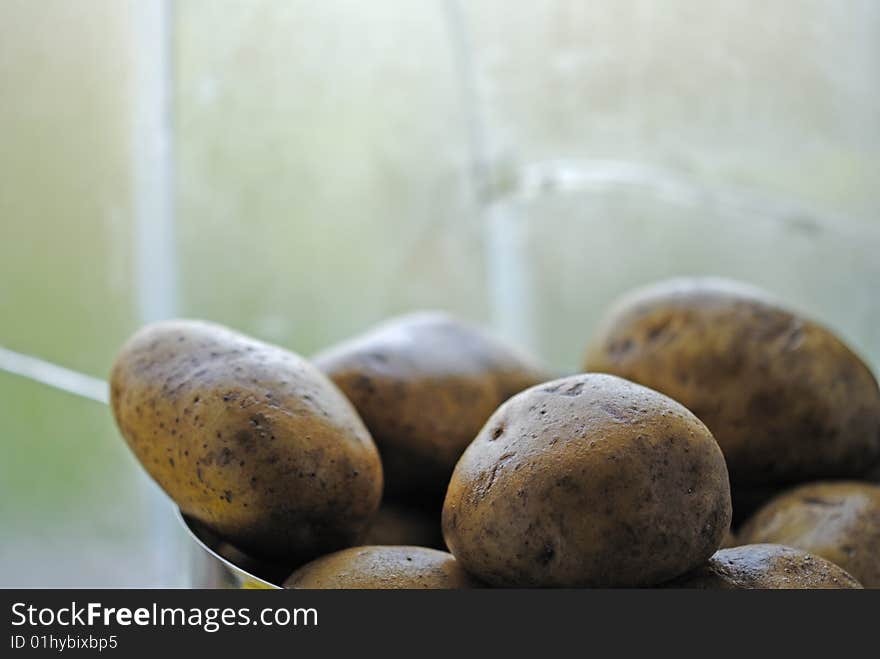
[0,1,181,587]
[0,0,137,376]
[467,0,880,369]
[0,374,179,586]
[468,0,880,221]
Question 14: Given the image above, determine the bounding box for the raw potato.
[738,481,880,588]
[283,546,479,589]
[664,544,862,589]
[110,320,383,564]
[442,373,732,587]
[314,311,550,497]
[361,502,445,549]
[584,278,880,491]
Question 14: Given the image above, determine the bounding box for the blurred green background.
[2,0,878,586]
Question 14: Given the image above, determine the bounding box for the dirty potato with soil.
[442,373,732,587]
[284,546,479,589]
[664,543,862,589]
[110,320,383,564]
[314,312,549,498]
[738,481,880,588]
[583,278,880,501]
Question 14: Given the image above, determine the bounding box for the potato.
[584,277,880,496]
[664,544,862,589]
[361,502,445,549]
[313,311,549,497]
[738,481,880,588]
[283,546,480,589]
[442,373,732,587]
[110,319,383,564]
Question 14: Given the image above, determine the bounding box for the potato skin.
[584,278,880,489]
[110,320,383,563]
[738,481,880,588]
[663,544,862,589]
[283,546,480,589]
[313,312,550,498]
[442,373,732,587]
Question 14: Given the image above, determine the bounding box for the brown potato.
[442,373,732,587]
[313,311,549,497]
[664,544,862,589]
[283,546,480,589]
[584,278,880,495]
[110,319,383,564]
[738,481,880,588]
[361,502,445,549]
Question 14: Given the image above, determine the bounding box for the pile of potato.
[110,278,880,588]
